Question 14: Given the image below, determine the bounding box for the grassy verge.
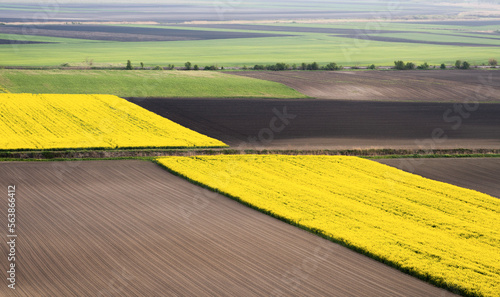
[1,148,499,161]
[0,69,307,98]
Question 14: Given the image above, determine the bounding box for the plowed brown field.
[376,158,500,198]
[127,98,500,149]
[0,160,457,296]
[230,70,500,102]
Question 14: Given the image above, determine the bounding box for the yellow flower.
[157,155,500,297]
[0,94,226,150]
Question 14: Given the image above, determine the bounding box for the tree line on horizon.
[122,59,498,71]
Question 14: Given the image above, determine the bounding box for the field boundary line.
[1,148,500,160]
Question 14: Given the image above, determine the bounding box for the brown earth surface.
[127,98,500,150]
[0,160,457,296]
[0,39,53,44]
[336,34,500,47]
[229,70,500,102]
[0,2,464,23]
[376,158,500,198]
[0,25,290,42]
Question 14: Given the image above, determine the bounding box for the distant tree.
[204,65,217,70]
[488,58,498,67]
[301,62,307,70]
[455,60,462,69]
[368,64,376,70]
[185,61,192,70]
[193,64,199,70]
[292,63,297,70]
[323,62,341,71]
[167,64,175,70]
[461,61,470,69]
[306,62,319,70]
[274,63,289,71]
[84,56,93,66]
[140,62,144,69]
[126,60,133,70]
[253,64,265,70]
[153,65,163,70]
[417,62,429,70]
[440,63,446,69]
[405,62,416,70]
[394,60,405,70]
[242,65,248,70]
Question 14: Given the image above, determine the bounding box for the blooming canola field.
[157,155,500,297]
[0,94,226,150]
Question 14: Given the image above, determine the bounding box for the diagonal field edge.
[154,155,499,297]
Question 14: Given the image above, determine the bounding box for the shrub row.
[121,59,498,71]
[252,62,344,71]
[394,60,485,70]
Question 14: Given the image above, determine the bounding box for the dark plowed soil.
[0,160,455,296]
[127,98,500,149]
[0,25,291,42]
[0,39,53,44]
[229,70,500,102]
[377,158,500,198]
[337,34,500,47]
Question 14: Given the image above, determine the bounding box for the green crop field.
[0,21,498,67]
[0,69,307,98]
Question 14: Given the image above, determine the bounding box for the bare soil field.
[403,20,500,26]
[337,34,500,47]
[0,3,463,23]
[0,39,52,44]
[127,98,500,149]
[0,25,289,42]
[0,160,455,296]
[377,158,500,198]
[230,70,500,102]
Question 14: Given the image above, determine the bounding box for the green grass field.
[0,69,307,98]
[0,21,498,67]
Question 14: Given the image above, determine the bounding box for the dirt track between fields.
[0,160,456,296]
[229,70,500,102]
[127,98,500,150]
[377,158,500,198]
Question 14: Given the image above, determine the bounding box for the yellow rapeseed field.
[157,155,500,297]
[0,93,226,150]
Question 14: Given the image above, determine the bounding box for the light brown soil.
[229,70,500,102]
[376,158,500,198]
[0,160,456,296]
